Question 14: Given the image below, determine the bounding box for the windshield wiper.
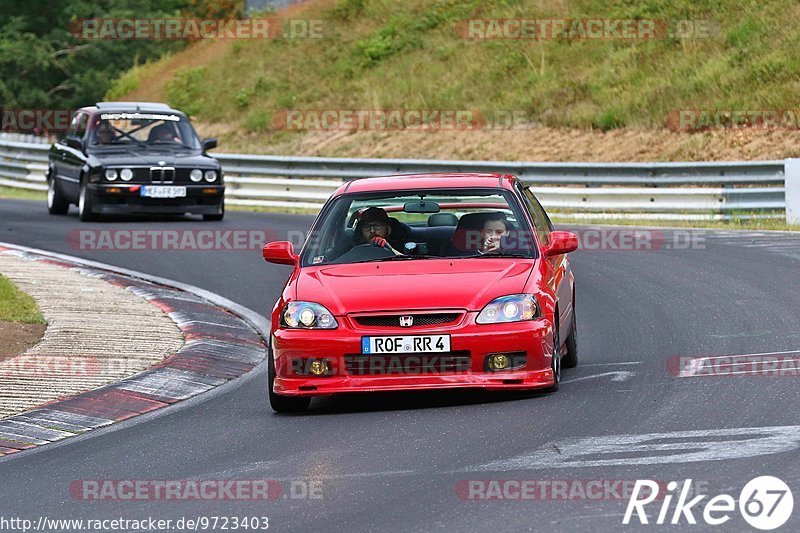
[466,252,533,258]
[362,254,437,263]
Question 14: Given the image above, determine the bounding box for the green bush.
[165,67,207,117]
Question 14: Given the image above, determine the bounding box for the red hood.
[295,259,534,314]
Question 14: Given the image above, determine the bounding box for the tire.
[203,200,224,221]
[546,316,561,392]
[78,180,96,222]
[268,344,311,413]
[562,305,579,369]
[46,177,69,215]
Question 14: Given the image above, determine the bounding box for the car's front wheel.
[547,318,561,392]
[562,302,578,369]
[203,199,224,221]
[47,177,69,215]
[78,180,96,222]
[268,344,311,413]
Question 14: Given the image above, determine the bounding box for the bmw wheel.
[78,180,96,222]
[203,199,224,221]
[47,177,69,215]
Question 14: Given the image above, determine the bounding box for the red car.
[262,173,579,412]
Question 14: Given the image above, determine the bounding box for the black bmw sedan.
[47,102,224,221]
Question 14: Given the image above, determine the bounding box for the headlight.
[120,168,133,181]
[204,170,217,183]
[476,294,540,324]
[280,302,338,329]
[104,169,117,181]
[190,169,203,182]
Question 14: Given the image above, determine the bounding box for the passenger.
[479,212,510,253]
[150,124,176,143]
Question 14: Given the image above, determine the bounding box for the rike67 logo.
[624,476,793,530]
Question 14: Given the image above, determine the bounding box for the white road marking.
[675,350,800,377]
[581,362,641,367]
[685,349,800,361]
[562,371,635,384]
[466,425,800,471]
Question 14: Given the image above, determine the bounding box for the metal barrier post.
[786,159,800,224]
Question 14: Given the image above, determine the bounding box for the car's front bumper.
[272,313,555,396]
[87,183,224,215]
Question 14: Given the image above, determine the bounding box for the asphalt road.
[1,198,799,532]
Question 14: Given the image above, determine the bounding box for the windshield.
[300,189,538,267]
[86,112,202,150]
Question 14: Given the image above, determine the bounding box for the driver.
[354,207,403,255]
[94,122,115,144]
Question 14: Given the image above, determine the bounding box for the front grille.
[344,351,471,375]
[150,166,175,183]
[353,313,461,328]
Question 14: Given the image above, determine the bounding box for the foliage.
[0,0,244,110]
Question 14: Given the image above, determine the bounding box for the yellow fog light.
[488,354,511,370]
[309,360,329,376]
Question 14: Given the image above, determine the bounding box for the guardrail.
[0,133,788,221]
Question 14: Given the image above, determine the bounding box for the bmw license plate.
[362,335,450,354]
[140,186,186,198]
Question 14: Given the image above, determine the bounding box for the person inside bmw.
[354,207,404,255]
[94,122,115,145]
[149,124,178,144]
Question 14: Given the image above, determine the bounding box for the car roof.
[80,102,182,114]
[338,173,518,194]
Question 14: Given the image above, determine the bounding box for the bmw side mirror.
[544,231,579,257]
[65,135,84,151]
[202,138,218,151]
[263,241,299,266]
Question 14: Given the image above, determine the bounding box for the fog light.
[309,360,329,376]
[488,354,511,371]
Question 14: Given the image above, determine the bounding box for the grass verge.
[0,274,45,324]
[0,186,46,201]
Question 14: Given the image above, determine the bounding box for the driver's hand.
[370,237,389,249]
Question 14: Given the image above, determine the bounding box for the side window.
[68,112,88,138]
[521,186,551,247]
[75,113,89,139]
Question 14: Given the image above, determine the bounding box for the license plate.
[362,335,450,354]
[140,186,186,198]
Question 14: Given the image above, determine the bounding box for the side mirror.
[65,135,84,151]
[263,241,299,266]
[202,137,218,151]
[544,231,579,258]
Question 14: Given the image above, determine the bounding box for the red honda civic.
[263,173,579,412]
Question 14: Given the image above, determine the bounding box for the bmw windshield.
[86,112,202,151]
